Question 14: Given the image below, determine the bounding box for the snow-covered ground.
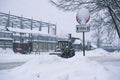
[0,48,120,80]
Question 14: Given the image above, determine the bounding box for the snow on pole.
[76,8,90,25]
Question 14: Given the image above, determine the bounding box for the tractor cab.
[55,41,68,52]
[52,40,75,58]
[50,34,75,58]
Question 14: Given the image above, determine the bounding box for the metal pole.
[39,21,42,31]
[6,12,10,30]
[30,17,33,30]
[48,24,50,34]
[20,15,23,43]
[55,25,57,35]
[83,32,85,56]
[20,15,23,29]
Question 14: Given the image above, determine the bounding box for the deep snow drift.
[0,48,120,80]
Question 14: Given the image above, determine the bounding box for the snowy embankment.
[0,55,113,80]
[0,48,120,80]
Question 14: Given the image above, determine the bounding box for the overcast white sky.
[0,0,79,36]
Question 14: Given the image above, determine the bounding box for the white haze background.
[0,0,79,36]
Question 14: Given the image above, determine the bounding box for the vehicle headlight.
[66,46,68,48]
[56,45,58,48]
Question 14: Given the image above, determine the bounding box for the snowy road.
[0,62,25,70]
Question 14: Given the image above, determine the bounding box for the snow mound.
[0,48,14,54]
[75,48,109,56]
[85,48,120,56]
[87,48,109,56]
[3,55,113,80]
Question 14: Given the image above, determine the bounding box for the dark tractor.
[50,40,75,58]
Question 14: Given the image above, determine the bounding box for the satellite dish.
[76,8,90,24]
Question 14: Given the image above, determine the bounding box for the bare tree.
[91,12,117,47]
[50,0,120,38]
